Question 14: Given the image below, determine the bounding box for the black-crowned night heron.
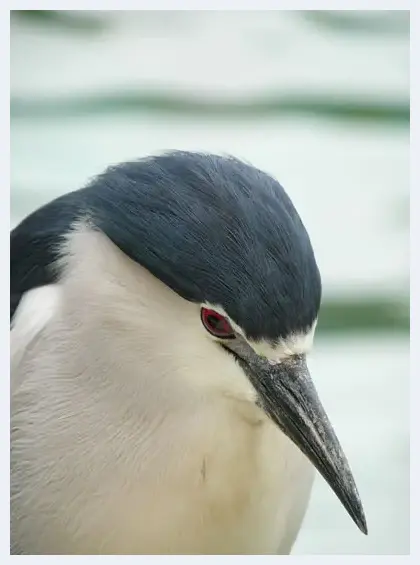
[10,151,367,555]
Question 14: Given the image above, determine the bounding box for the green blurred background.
[10,10,410,555]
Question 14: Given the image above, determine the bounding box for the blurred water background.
[10,10,410,555]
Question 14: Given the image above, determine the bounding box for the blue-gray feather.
[10,151,321,340]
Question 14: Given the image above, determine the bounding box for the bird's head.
[65,151,367,535]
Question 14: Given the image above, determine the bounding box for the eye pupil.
[207,315,223,330]
[201,308,234,339]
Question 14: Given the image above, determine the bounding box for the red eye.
[201,308,235,339]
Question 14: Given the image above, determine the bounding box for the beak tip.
[352,505,368,535]
[359,516,368,536]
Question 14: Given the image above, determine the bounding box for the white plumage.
[11,227,313,554]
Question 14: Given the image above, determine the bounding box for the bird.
[10,150,367,555]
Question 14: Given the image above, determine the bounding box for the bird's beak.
[224,339,368,535]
